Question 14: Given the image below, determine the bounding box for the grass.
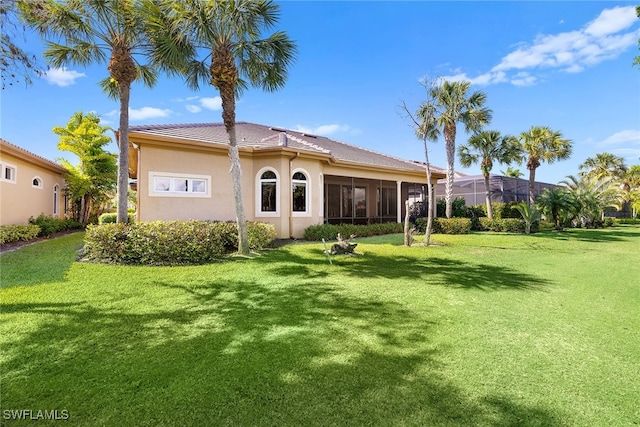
[1,227,639,426]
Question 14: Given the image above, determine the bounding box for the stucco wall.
[0,152,65,225]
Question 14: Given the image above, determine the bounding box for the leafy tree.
[54,112,117,223]
[1,0,43,89]
[634,6,640,69]
[430,80,492,218]
[519,126,572,204]
[579,152,627,181]
[535,187,573,231]
[458,130,522,220]
[145,0,297,254]
[501,166,523,178]
[625,165,640,217]
[19,0,158,223]
[560,175,624,227]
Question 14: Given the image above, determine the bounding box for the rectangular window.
[149,172,211,198]
[261,182,276,212]
[1,163,17,183]
[355,186,367,217]
[377,187,397,217]
[292,182,306,212]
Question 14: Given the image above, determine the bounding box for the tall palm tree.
[146,0,296,255]
[579,152,627,182]
[458,130,522,220]
[431,80,492,218]
[19,0,158,223]
[519,126,572,204]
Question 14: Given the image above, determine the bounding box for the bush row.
[615,218,640,225]
[303,222,404,241]
[0,224,41,245]
[98,212,137,224]
[414,217,473,234]
[82,220,276,265]
[29,214,83,237]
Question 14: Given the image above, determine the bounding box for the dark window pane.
[292,172,306,180]
[261,171,277,180]
[262,182,276,211]
[293,183,306,212]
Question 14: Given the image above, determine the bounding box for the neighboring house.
[0,139,67,226]
[128,122,446,239]
[435,174,558,206]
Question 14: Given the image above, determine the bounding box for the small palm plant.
[515,202,541,234]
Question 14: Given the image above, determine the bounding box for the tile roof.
[129,122,439,173]
[0,138,67,173]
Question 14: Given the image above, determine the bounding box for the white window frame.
[148,171,211,198]
[1,162,17,184]
[255,167,280,217]
[32,176,44,189]
[53,184,59,216]
[291,168,311,217]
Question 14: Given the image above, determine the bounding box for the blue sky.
[1,1,639,184]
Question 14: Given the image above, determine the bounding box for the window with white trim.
[260,170,278,212]
[53,184,59,216]
[292,169,310,216]
[149,172,211,198]
[32,176,43,189]
[1,163,17,183]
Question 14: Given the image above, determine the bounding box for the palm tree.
[458,130,522,220]
[579,152,627,181]
[535,187,573,231]
[19,0,158,223]
[431,80,492,218]
[519,126,572,204]
[561,175,624,227]
[514,202,541,234]
[501,166,523,178]
[145,0,296,255]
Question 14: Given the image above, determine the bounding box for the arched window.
[260,170,278,212]
[292,171,309,214]
[32,176,43,189]
[53,184,59,216]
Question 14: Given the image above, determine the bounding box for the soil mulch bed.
[0,230,83,254]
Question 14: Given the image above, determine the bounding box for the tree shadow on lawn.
[530,227,640,243]
[1,277,565,426]
[258,248,550,292]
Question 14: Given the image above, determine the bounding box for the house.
[435,174,558,206]
[0,139,67,226]
[128,122,446,238]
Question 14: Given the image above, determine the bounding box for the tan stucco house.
[0,139,67,226]
[128,122,445,239]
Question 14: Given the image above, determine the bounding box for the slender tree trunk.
[116,81,131,223]
[444,122,456,218]
[219,85,249,255]
[423,137,433,246]
[526,155,539,205]
[483,172,493,220]
[403,200,411,246]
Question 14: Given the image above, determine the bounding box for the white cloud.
[129,107,172,121]
[599,129,640,146]
[185,105,202,113]
[200,97,222,111]
[443,5,639,87]
[295,124,351,136]
[43,67,86,87]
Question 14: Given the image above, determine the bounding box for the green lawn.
[1,227,639,426]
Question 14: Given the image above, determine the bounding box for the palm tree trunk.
[116,81,131,223]
[219,84,250,255]
[483,172,493,220]
[444,122,456,219]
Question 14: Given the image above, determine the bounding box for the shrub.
[98,212,136,224]
[0,224,41,245]
[434,218,471,234]
[28,214,83,237]
[82,220,276,265]
[303,222,403,241]
[436,197,469,218]
[603,217,615,227]
[615,218,640,225]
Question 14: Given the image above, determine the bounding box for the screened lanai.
[435,174,558,206]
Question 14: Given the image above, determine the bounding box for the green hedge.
[83,220,276,265]
[615,218,640,225]
[303,222,403,241]
[476,218,531,233]
[414,217,472,234]
[0,224,41,245]
[28,214,83,237]
[98,212,136,224]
